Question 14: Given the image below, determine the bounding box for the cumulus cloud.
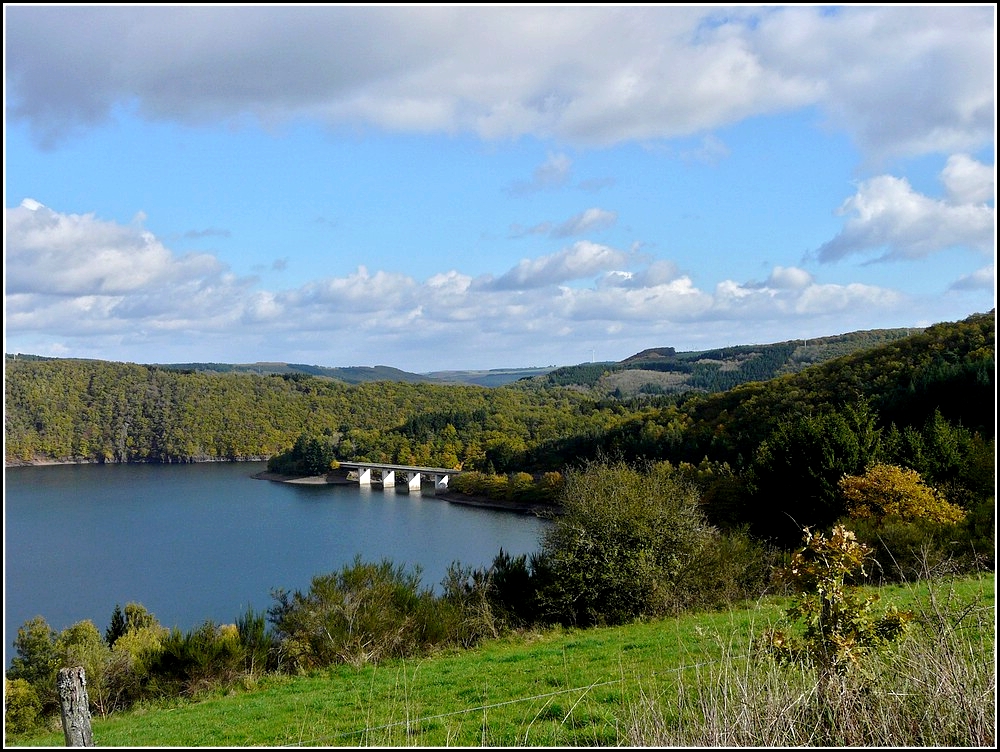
[752,5,994,161]
[815,161,996,263]
[1,201,952,370]
[941,154,996,205]
[5,6,992,159]
[5,199,227,296]
[483,241,632,291]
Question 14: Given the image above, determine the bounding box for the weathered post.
[57,666,95,747]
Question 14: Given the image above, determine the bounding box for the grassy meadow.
[8,572,994,748]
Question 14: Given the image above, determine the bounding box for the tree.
[538,460,713,627]
[840,464,966,524]
[55,620,113,718]
[748,404,880,543]
[763,526,911,709]
[6,616,60,707]
[106,604,127,646]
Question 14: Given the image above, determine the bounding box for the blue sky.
[4,5,995,372]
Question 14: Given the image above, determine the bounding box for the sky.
[3,4,996,373]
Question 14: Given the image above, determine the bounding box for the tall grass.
[624,575,995,747]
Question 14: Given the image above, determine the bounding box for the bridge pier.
[340,462,458,495]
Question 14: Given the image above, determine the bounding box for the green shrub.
[6,616,60,712]
[669,527,783,612]
[54,620,114,717]
[148,621,246,697]
[268,556,437,669]
[762,525,912,699]
[438,561,498,648]
[4,678,43,735]
[236,606,280,676]
[538,460,714,627]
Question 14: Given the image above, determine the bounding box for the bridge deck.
[337,461,461,475]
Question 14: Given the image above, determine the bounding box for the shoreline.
[6,456,271,468]
[253,470,558,516]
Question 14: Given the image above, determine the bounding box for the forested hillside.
[3,358,629,469]
[152,361,444,385]
[6,313,992,474]
[538,326,920,397]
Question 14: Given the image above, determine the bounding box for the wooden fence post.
[57,666,95,747]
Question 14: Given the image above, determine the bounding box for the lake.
[3,462,548,665]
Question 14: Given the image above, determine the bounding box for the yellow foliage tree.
[839,464,965,524]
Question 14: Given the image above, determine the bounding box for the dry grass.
[624,576,995,747]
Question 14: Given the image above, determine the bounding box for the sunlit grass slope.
[11,574,994,748]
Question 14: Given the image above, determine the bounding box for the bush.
[6,616,60,712]
[669,527,783,613]
[4,678,43,735]
[236,606,280,676]
[268,556,437,669]
[54,620,114,717]
[538,460,715,627]
[847,515,970,583]
[438,561,499,648]
[148,621,246,697]
[762,526,912,692]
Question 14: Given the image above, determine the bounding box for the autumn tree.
[763,526,911,713]
[839,464,966,524]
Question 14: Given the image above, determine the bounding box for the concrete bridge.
[336,461,461,493]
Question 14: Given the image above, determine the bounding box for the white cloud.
[1,202,954,370]
[484,241,632,290]
[752,5,994,161]
[5,199,227,296]
[941,154,996,205]
[551,208,618,238]
[815,167,996,263]
[5,6,992,160]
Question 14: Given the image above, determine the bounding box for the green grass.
[9,573,994,747]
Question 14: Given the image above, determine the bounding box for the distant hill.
[152,362,558,387]
[423,367,557,387]
[534,327,923,397]
[152,361,444,385]
[7,326,924,392]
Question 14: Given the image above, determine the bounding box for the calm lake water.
[3,462,547,665]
